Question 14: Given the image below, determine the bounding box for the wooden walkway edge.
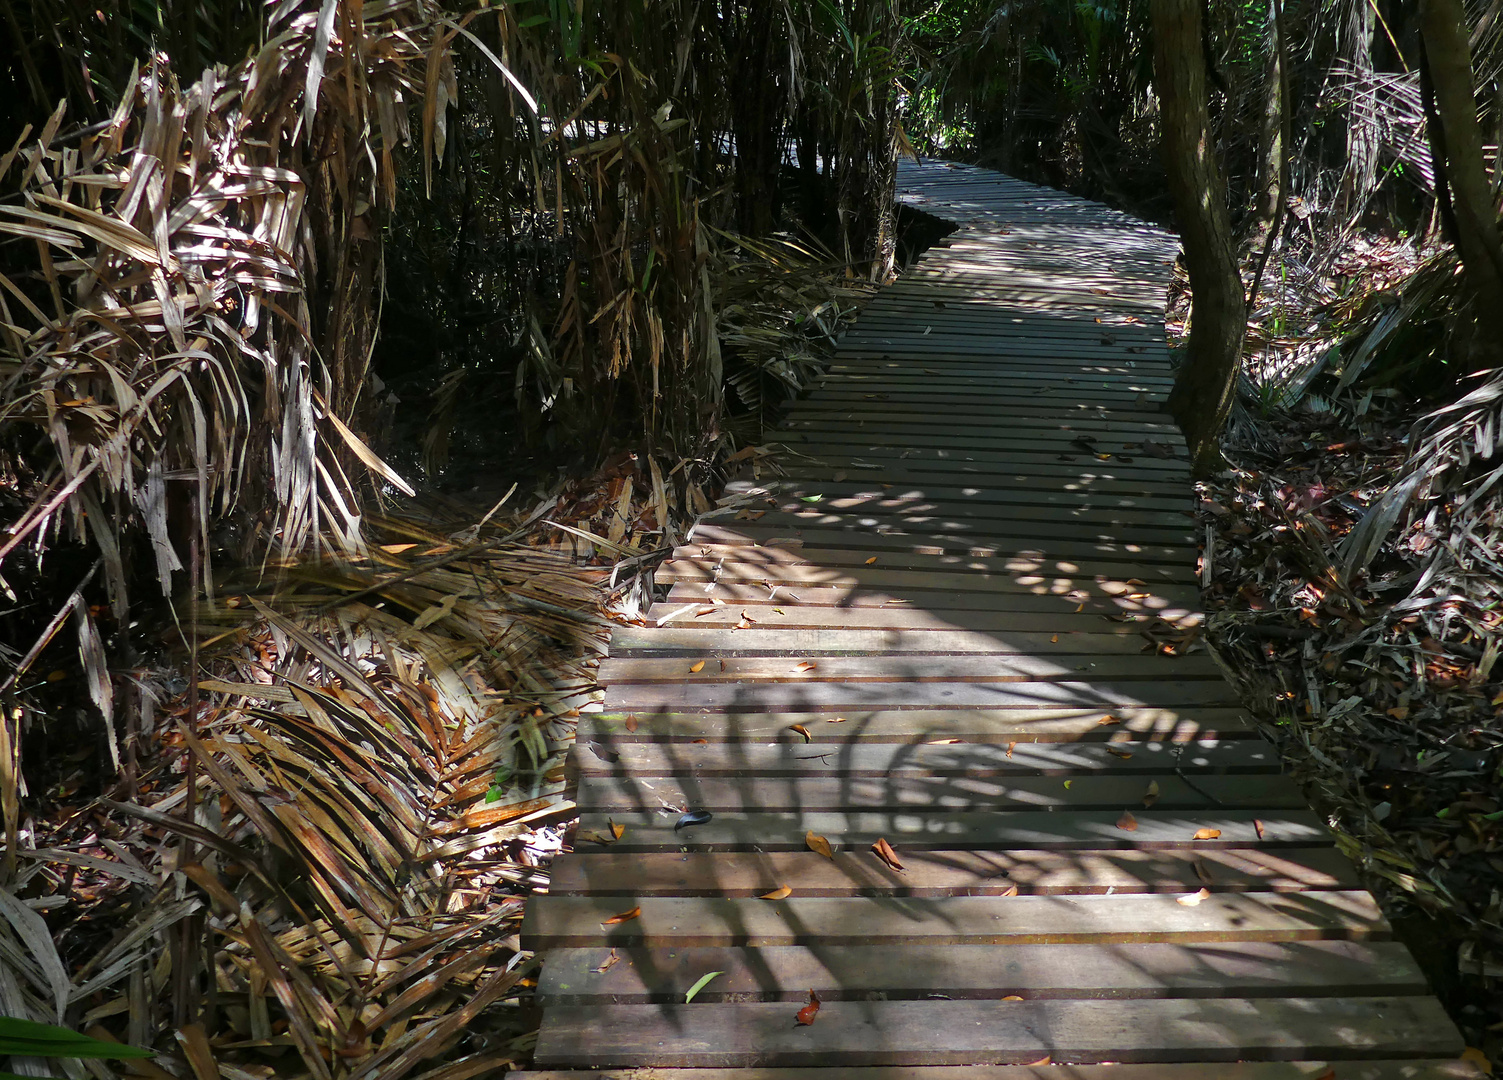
[513,160,1478,1079]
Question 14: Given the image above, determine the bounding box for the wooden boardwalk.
[516,161,1477,1078]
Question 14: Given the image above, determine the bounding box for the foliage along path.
[514,160,1477,1077]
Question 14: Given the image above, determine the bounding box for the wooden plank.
[569,738,1280,778]
[520,891,1387,950]
[707,510,1197,549]
[597,651,1224,684]
[646,599,1202,634]
[516,1062,1485,1079]
[530,996,1461,1067]
[574,772,1306,813]
[534,941,1429,1004]
[574,775,1304,817]
[547,848,1362,897]
[657,555,1197,594]
[569,808,1327,852]
[602,676,1238,712]
[662,583,1201,624]
[608,626,1196,658]
[724,480,1190,516]
[681,531,1197,568]
[582,706,1255,743]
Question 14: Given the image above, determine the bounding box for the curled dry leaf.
[871,837,905,871]
[795,661,818,672]
[790,724,812,743]
[1000,884,1020,897]
[1001,995,1024,1001]
[1253,818,1266,839]
[805,831,834,859]
[578,828,620,845]
[601,906,642,927]
[1105,746,1134,759]
[795,988,821,1026]
[689,660,706,673]
[610,820,625,840]
[826,716,848,723]
[1143,780,1160,808]
[1097,714,1122,726]
[624,714,638,733]
[864,556,877,565]
[1193,828,1222,841]
[1026,1057,1052,1067]
[1116,811,1139,832]
[593,949,621,973]
[1177,888,1211,907]
[759,885,793,900]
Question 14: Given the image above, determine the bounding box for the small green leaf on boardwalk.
[684,971,724,1003]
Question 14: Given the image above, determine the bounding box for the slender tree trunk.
[1246,5,1283,245]
[1152,0,1246,475]
[1419,0,1503,360]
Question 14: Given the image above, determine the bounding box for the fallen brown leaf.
[1193,828,1222,840]
[759,885,793,900]
[796,988,821,1026]
[796,661,818,672]
[624,714,638,733]
[864,556,877,565]
[593,949,621,973]
[1117,811,1139,831]
[1253,818,1265,839]
[790,724,812,742]
[1177,888,1211,906]
[689,660,705,673]
[871,837,905,871]
[1097,714,1122,726]
[806,831,834,859]
[601,906,641,926]
[1143,780,1160,808]
[1105,746,1133,759]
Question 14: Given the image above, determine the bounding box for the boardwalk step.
[520,892,1387,950]
[534,941,1430,1004]
[569,739,1281,777]
[581,707,1255,743]
[603,678,1239,712]
[547,848,1363,897]
[642,601,1203,633]
[530,996,1459,1067]
[598,653,1223,684]
[567,809,1327,852]
[517,1064,1483,1079]
[574,772,1307,813]
[609,626,1201,658]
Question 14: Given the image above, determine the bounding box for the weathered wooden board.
[581,706,1255,743]
[574,771,1306,813]
[530,996,1460,1067]
[516,1063,1483,1079]
[569,808,1327,852]
[547,847,1362,897]
[598,652,1224,684]
[521,891,1387,950]
[534,941,1428,1004]
[569,738,1281,778]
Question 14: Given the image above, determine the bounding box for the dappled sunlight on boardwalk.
[512,160,1475,1079]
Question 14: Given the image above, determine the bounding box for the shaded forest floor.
[1171,234,1503,1063]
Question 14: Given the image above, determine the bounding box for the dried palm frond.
[12,502,607,1079]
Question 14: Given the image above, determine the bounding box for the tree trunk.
[1419,0,1503,361]
[1152,0,1246,475]
[1245,5,1283,245]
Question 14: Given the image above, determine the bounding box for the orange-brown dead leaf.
[1177,887,1211,906]
[1117,811,1139,831]
[1143,780,1160,808]
[1253,818,1265,839]
[593,949,621,973]
[759,885,793,900]
[805,831,834,859]
[624,714,638,733]
[1106,746,1133,759]
[1097,714,1121,726]
[610,820,625,840]
[796,661,818,672]
[864,556,877,565]
[790,724,812,742]
[795,989,821,1026]
[601,906,641,926]
[689,660,705,673]
[871,837,905,871]
[1193,828,1222,841]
